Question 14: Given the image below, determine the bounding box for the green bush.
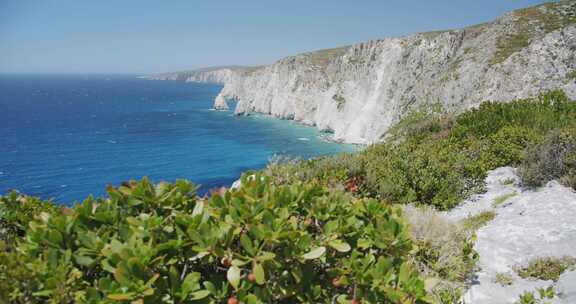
[477,126,541,170]
[452,90,576,140]
[0,191,57,249]
[364,140,466,210]
[0,175,431,304]
[265,90,576,210]
[520,125,576,189]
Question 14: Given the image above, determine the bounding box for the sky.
[0,0,547,74]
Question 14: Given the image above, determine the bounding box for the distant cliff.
[149,1,576,144]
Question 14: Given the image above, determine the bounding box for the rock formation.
[445,167,576,304]
[150,1,576,144]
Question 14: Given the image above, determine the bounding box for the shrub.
[265,90,576,210]
[452,90,576,140]
[520,125,576,189]
[0,175,431,304]
[0,191,57,249]
[364,139,466,210]
[515,256,576,282]
[478,126,541,170]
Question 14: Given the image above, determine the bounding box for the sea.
[0,74,354,204]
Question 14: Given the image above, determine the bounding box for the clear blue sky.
[0,0,546,74]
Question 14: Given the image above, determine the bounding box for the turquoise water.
[0,75,354,204]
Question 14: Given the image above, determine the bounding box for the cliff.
[150,1,576,144]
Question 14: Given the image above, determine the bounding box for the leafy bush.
[0,175,432,304]
[453,90,576,140]
[520,125,576,189]
[0,191,57,249]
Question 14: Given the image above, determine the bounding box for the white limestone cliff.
[150,1,576,144]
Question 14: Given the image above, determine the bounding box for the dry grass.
[402,205,477,285]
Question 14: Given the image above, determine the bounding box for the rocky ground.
[445,167,576,304]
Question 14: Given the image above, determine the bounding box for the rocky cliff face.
[151,1,576,144]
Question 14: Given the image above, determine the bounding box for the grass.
[516,256,576,281]
[461,211,497,231]
[304,46,350,67]
[494,272,514,286]
[492,191,518,207]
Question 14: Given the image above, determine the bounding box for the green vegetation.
[266,90,576,210]
[2,88,575,303]
[461,211,496,231]
[516,256,576,282]
[516,286,556,304]
[304,47,350,67]
[332,94,347,110]
[492,1,576,65]
[520,125,576,189]
[492,192,518,207]
[0,175,434,304]
[567,70,576,81]
[493,272,514,287]
[500,178,516,186]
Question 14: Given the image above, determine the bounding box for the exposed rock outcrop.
[446,167,576,304]
[213,93,229,110]
[151,1,576,144]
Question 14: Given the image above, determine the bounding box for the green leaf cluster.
[0,175,431,303]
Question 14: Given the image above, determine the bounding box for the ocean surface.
[0,75,354,204]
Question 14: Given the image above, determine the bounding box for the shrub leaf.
[302,246,326,260]
[227,266,242,290]
[328,240,351,252]
[253,263,265,285]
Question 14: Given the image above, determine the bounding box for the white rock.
[557,271,576,303]
[213,93,229,110]
[445,167,576,304]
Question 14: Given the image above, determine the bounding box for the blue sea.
[0,75,354,204]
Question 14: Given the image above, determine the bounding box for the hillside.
[149,0,576,144]
[3,90,576,303]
